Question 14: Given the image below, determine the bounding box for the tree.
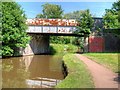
[69,9,94,52]
[36,13,45,18]
[63,10,82,19]
[103,0,120,29]
[103,10,119,29]
[36,3,64,46]
[2,2,30,56]
[63,9,94,35]
[75,9,94,35]
[103,0,120,36]
[36,3,63,18]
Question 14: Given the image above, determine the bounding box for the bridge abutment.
[22,34,50,55]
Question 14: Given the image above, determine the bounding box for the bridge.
[20,19,86,56]
[26,19,84,36]
[18,18,103,56]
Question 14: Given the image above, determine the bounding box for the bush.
[2,2,30,57]
[50,44,78,54]
[50,36,72,44]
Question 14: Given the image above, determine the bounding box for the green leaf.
[2,2,30,56]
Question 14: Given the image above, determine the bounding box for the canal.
[2,55,66,88]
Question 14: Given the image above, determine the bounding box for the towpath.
[75,54,119,88]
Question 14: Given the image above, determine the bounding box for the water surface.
[2,55,64,88]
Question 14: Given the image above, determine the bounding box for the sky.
[17,1,116,18]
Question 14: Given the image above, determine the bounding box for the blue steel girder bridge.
[26,19,85,37]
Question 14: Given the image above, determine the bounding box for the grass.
[56,54,94,88]
[50,44,78,54]
[84,53,119,73]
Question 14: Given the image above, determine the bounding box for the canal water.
[2,55,65,88]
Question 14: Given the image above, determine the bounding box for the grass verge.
[50,44,78,54]
[56,54,94,88]
[84,53,119,73]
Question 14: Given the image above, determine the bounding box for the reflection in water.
[2,55,64,88]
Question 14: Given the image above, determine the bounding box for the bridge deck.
[27,32,84,37]
[26,19,84,37]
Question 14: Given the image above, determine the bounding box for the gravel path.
[75,54,118,88]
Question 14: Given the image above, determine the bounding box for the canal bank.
[2,43,77,88]
[56,54,94,88]
[2,44,95,88]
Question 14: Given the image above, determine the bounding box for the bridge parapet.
[26,26,77,34]
[26,19,78,34]
[26,19,78,26]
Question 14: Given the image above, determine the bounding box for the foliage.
[63,10,94,34]
[2,2,30,56]
[36,3,63,19]
[71,10,94,49]
[2,46,13,56]
[36,3,64,44]
[103,29,120,37]
[50,36,82,50]
[56,54,94,88]
[103,9,119,29]
[72,37,84,49]
[50,10,93,46]
[50,36,73,44]
[103,0,120,35]
[75,9,94,35]
[63,9,94,35]
[36,13,45,18]
[63,10,83,19]
[103,0,120,37]
[50,44,78,54]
